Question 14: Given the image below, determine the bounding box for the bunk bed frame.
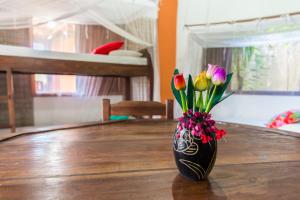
[0,45,154,133]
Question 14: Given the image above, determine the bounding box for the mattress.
[0,44,147,66]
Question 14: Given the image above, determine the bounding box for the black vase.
[173,123,217,181]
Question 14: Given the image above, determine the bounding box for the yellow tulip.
[194,71,209,91]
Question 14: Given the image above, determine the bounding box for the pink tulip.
[206,64,218,79]
[212,67,226,85]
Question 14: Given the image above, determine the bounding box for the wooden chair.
[102,99,174,121]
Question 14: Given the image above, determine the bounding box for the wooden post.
[6,68,16,133]
[102,99,111,122]
[124,77,131,100]
[147,70,154,101]
[165,99,174,120]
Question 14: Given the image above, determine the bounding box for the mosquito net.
[176,12,300,118]
[0,0,160,131]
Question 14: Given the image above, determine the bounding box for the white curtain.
[126,18,160,101]
[76,76,103,96]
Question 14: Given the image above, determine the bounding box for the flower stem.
[193,90,196,112]
[180,90,187,113]
[205,83,211,110]
[185,93,188,111]
[205,85,217,113]
[196,91,203,112]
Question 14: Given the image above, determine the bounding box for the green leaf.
[187,75,194,110]
[171,68,182,108]
[209,73,233,110]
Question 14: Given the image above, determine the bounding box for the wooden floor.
[0,120,299,199]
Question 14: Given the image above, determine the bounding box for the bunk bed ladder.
[0,68,16,133]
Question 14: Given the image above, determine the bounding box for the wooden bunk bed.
[0,45,154,133]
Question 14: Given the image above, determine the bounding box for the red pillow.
[91,41,124,55]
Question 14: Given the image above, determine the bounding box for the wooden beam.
[6,68,16,133]
[111,101,166,117]
[0,55,150,77]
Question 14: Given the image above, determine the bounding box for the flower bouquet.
[172,64,233,181]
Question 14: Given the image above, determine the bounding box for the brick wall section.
[0,29,34,127]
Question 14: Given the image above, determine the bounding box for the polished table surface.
[0,120,299,199]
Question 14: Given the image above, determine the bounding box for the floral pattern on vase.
[173,125,217,181]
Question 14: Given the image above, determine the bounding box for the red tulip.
[174,74,186,91]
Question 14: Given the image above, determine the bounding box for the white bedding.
[109,50,143,57]
[0,44,147,66]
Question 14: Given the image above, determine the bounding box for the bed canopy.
[0,0,160,130]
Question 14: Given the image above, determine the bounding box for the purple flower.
[212,67,226,85]
[206,64,218,79]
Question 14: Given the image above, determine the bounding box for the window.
[205,41,300,95]
[230,43,300,94]
[34,74,77,95]
[33,23,77,96]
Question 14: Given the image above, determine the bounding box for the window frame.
[227,57,300,96]
[31,75,78,97]
[227,89,300,96]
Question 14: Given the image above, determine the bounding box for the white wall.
[34,96,122,126]
[210,94,300,126]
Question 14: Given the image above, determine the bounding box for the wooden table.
[0,120,299,199]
